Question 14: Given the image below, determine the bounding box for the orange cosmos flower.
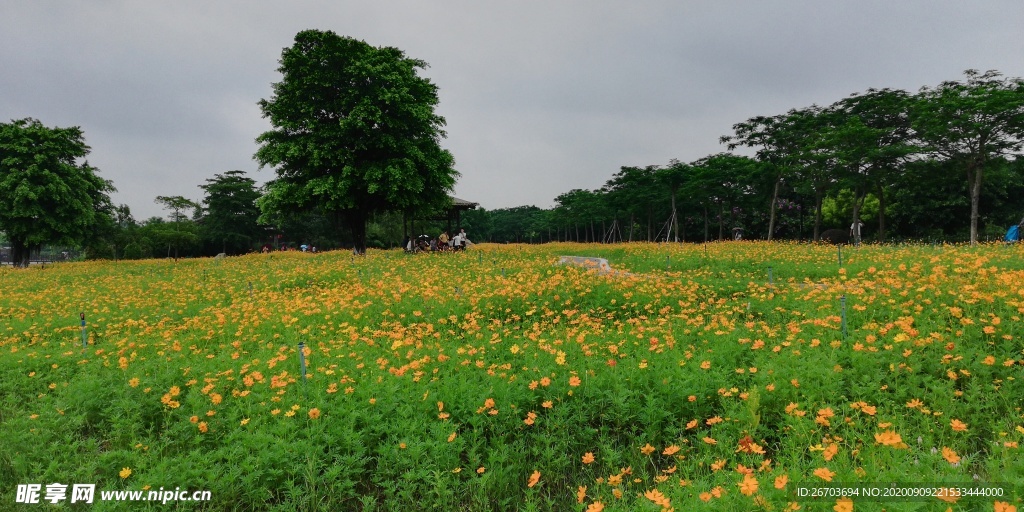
[663,445,680,456]
[941,447,960,464]
[569,375,581,387]
[935,487,959,503]
[582,452,595,464]
[874,430,905,448]
[834,496,853,512]
[577,485,587,503]
[198,422,208,433]
[822,444,838,461]
[586,502,605,512]
[527,470,541,488]
[738,474,759,496]
[641,443,656,455]
[813,467,835,481]
[308,408,320,420]
[644,488,671,507]
[774,474,789,489]
[950,419,968,432]
[994,501,1016,512]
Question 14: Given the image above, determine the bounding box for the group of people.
[404,229,472,253]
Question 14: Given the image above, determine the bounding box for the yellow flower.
[119,467,132,479]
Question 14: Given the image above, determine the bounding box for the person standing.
[452,230,463,251]
[438,231,449,251]
[850,219,864,245]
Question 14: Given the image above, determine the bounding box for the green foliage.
[0,118,115,266]
[255,30,458,253]
[199,170,263,255]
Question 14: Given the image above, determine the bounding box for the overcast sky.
[3,1,1023,221]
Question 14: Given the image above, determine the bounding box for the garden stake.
[80,312,87,349]
[840,296,847,339]
[298,341,307,399]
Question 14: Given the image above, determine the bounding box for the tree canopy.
[255,29,458,253]
[0,118,114,266]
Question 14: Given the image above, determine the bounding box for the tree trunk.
[348,209,368,254]
[670,186,679,242]
[969,164,983,245]
[11,238,31,268]
[718,203,725,240]
[703,206,709,243]
[647,208,653,242]
[767,178,781,241]
[851,189,865,245]
[628,214,635,242]
[877,184,886,243]
[813,189,824,241]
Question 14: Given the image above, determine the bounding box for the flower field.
[1,242,1023,511]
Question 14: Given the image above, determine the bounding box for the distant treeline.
[460,70,1024,245]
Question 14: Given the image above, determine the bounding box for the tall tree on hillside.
[255,30,458,254]
[911,70,1024,244]
[0,118,114,267]
[199,170,262,255]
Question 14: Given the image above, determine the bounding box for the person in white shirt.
[850,220,864,244]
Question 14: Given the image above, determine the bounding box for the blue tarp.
[1006,224,1020,243]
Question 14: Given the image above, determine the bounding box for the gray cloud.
[2,1,1022,220]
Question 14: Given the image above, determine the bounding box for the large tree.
[199,170,262,255]
[255,30,458,254]
[911,70,1024,244]
[722,109,818,241]
[0,118,114,267]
